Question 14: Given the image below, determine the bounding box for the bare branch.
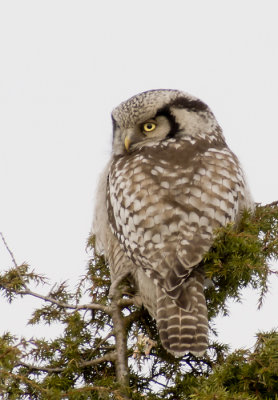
[0,232,19,269]
[0,232,28,290]
[81,352,117,367]
[19,363,64,373]
[18,352,117,374]
[16,287,110,313]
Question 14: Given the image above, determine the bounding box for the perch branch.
[110,283,130,391]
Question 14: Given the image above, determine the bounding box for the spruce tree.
[0,202,277,399]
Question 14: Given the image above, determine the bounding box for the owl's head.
[111,89,224,155]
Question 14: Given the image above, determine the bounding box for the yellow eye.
[143,122,156,133]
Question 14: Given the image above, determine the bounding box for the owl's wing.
[92,159,139,286]
[92,160,112,255]
[107,145,252,311]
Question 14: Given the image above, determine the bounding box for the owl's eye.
[143,121,157,133]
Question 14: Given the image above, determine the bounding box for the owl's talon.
[109,271,130,299]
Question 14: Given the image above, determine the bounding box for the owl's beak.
[124,136,131,151]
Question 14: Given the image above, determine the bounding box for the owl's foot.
[108,271,130,299]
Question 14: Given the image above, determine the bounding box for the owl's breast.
[107,140,248,276]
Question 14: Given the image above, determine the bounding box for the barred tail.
[156,270,208,357]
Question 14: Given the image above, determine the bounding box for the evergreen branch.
[0,369,50,396]
[1,369,125,399]
[265,200,278,207]
[16,287,109,313]
[17,352,117,373]
[0,232,28,290]
[1,203,278,398]
[124,310,143,330]
[61,385,128,400]
[89,330,114,355]
[0,232,110,313]
[80,351,117,366]
[149,379,167,388]
[19,362,64,373]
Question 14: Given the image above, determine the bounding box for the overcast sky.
[0,1,277,351]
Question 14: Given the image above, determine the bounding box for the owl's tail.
[156,269,208,357]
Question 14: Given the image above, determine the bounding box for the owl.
[93,89,253,358]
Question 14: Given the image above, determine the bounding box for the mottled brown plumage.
[93,89,253,357]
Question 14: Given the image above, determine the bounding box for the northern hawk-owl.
[93,89,253,357]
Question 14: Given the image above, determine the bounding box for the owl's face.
[111,89,224,155]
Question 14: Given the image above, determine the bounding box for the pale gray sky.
[0,0,277,350]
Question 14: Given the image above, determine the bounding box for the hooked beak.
[124,136,131,151]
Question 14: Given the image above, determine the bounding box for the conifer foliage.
[0,202,278,399]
